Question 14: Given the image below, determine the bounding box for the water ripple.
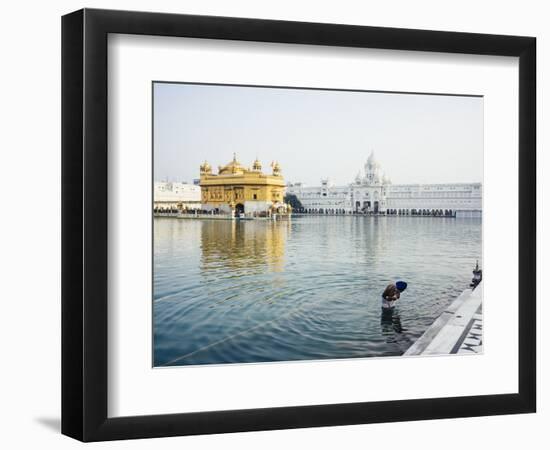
[154,216,482,366]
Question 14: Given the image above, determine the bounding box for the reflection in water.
[380,307,406,345]
[153,216,482,366]
[200,220,289,276]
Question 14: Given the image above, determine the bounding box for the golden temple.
[199,154,290,216]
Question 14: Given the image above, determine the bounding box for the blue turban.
[396,281,407,291]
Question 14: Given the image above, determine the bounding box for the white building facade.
[386,183,482,217]
[288,180,351,213]
[286,152,482,217]
[153,182,201,211]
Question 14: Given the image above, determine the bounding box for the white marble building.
[386,183,482,217]
[288,179,351,213]
[286,152,482,217]
[154,182,201,211]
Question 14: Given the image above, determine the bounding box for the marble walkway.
[404,282,483,356]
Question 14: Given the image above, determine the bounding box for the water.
[153,216,482,366]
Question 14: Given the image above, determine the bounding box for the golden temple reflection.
[199,219,290,276]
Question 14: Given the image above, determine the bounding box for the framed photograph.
[62,8,536,441]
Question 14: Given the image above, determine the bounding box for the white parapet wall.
[244,200,272,213]
[455,209,482,218]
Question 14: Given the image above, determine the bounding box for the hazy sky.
[153,82,483,186]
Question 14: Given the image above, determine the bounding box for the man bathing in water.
[382,281,407,309]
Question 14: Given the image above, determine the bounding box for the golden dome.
[272,161,282,176]
[200,160,212,174]
[252,157,262,171]
[218,153,245,175]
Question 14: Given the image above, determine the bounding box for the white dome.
[367,151,376,166]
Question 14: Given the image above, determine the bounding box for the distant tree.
[284,193,303,210]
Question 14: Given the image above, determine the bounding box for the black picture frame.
[62,8,536,442]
